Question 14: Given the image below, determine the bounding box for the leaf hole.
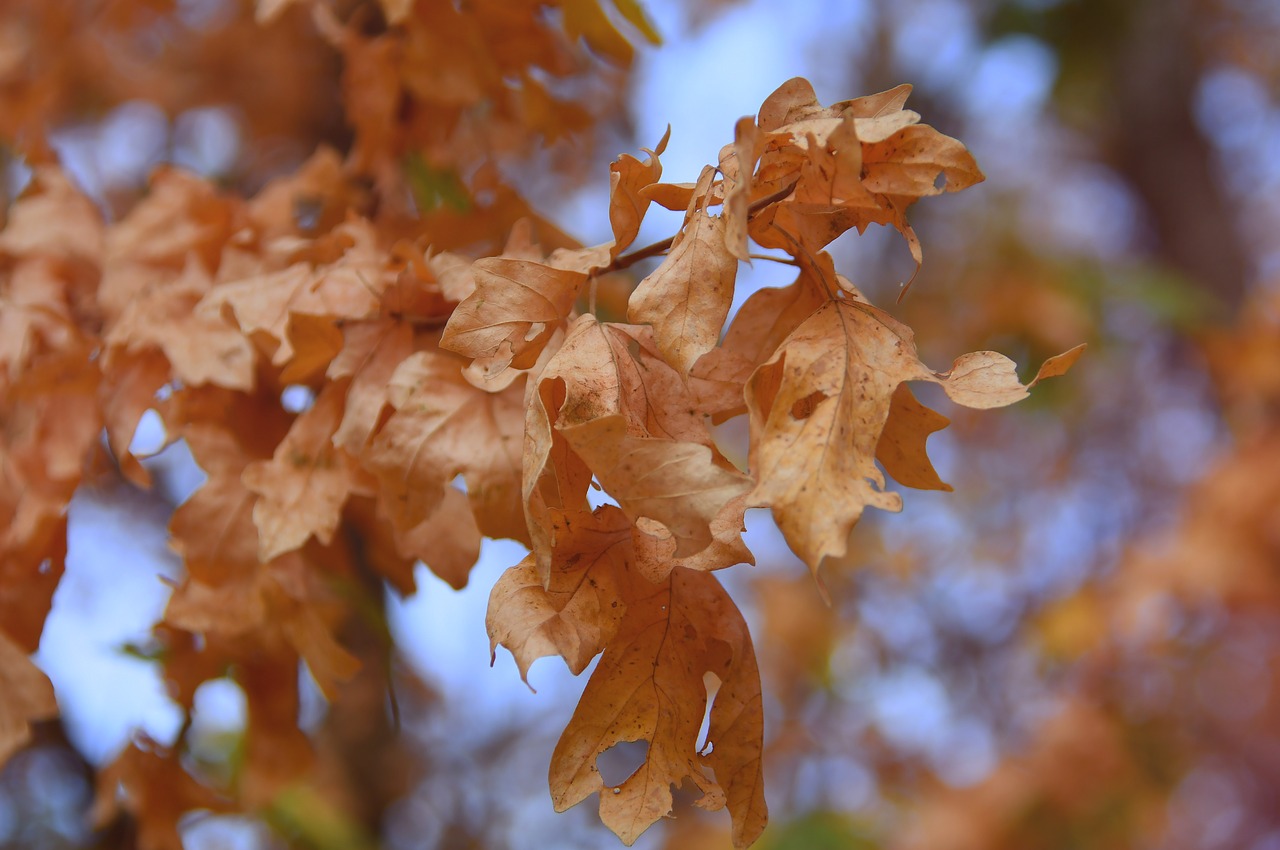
[790,390,828,420]
[586,477,621,510]
[596,739,649,788]
[128,408,167,456]
[934,171,947,191]
[280,384,315,413]
[697,671,722,756]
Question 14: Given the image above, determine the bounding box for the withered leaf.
[0,630,57,766]
[628,206,739,374]
[487,506,631,682]
[747,300,1081,577]
[876,383,953,492]
[537,316,750,561]
[243,381,366,561]
[441,257,588,378]
[364,346,526,543]
[550,566,766,848]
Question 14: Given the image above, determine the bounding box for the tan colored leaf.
[876,383,954,491]
[440,257,587,378]
[243,381,364,561]
[745,300,917,576]
[364,346,527,542]
[280,312,343,383]
[862,124,984,197]
[0,167,103,267]
[0,629,57,767]
[628,207,739,373]
[165,554,361,699]
[722,116,760,262]
[748,300,1083,575]
[92,739,230,850]
[609,128,669,256]
[630,492,754,583]
[690,263,829,420]
[328,319,415,455]
[100,349,170,489]
[932,343,1085,409]
[106,259,255,392]
[168,421,288,584]
[539,316,750,559]
[487,506,631,682]
[204,221,388,365]
[385,484,482,590]
[524,365,595,580]
[550,566,766,848]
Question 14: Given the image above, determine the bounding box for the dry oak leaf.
[746,299,1082,578]
[721,116,761,262]
[328,319,415,455]
[440,256,588,379]
[523,358,595,581]
[0,166,103,267]
[243,381,367,562]
[164,554,361,699]
[876,383,953,492]
[608,126,669,256]
[105,167,236,273]
[748,78,982,264]
[487,505,631,683]
[364,346,527,544]
[535,315,750,562]
[0,258,83,383]
[104,258,255,392]
[549,565,766,848]
[629,491,754,583]
[168,424,265,583]
[382,483,482,590]
[628,201,739,374]
[100,348,171,489]
[204,220,387,366]
[689,260,830,421]
[0,629,57,767]
[92,738,230,850]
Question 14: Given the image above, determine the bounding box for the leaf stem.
[607,178,799,273]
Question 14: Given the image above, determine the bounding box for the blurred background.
[3,0,1280,847]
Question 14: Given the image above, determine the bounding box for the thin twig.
[607,178,800,273]
[748,253,800,266]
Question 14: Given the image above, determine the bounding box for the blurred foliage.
[1,0,1278,848]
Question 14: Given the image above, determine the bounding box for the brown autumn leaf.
[721,116,761,262]
[746,299,1081,578]
[203,220,388,366]
[440,256,589,379]
[487,505,631,682]
[876,383,954,492]
[363,345,526,544]
[100,348,171,489]
[689,255,831,420]
[328,319,416,455]
[384,483,482,590]
[168,424,264,583]
[92,738,231,850]
[105,258,256,392]
[609,127,670,256]
[533,315,750,563]
[243,381,367,561]
[164,552,361,700]
[748,77,982,278]
[0,629,57,765]
[628,204,739,374]
[549,565,766,848]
